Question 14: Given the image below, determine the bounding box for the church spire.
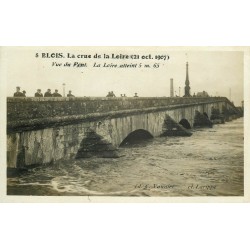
[185,62,189,85]
[183,62,191,97]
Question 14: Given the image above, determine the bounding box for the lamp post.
[63,83,66,97]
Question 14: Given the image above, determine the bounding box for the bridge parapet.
[7,97,236,133]
[7,96,229,121]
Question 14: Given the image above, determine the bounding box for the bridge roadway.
[7,97,238,168]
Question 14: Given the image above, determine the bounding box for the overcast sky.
[2,47,244,106]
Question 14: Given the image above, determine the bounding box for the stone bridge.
[7,97,240,168]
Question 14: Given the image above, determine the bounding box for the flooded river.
[7,118,244,196]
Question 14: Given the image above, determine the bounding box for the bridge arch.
[179,118,191,129]
[119,129,153,147]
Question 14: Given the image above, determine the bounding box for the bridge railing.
[7,96,230,123]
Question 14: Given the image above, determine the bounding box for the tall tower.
[170,78,174,97]
[183,62,191,97]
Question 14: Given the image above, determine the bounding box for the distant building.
[196,91,209,97]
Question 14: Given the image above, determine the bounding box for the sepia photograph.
[1,2,250,250]
[1,46,247,199]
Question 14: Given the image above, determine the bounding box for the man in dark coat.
[52,89,62,97]
[13,86,24,97]
[44,89,52,97]
[67,90,75,97]
[35,89,43,97]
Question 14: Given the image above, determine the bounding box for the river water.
[7,118,244,197]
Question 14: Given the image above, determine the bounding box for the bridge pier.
[76,129,119,158]
[193,110,213,128]
[162,115,192,136]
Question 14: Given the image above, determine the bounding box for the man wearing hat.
[13,86,24,97]
[35,89,43,97]
[67,90,75,97]
[52,89,62,97]
[44,89,52,97]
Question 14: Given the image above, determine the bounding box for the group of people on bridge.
[106,91,139,98]
[13,87,75,97]
[13,87,140,98]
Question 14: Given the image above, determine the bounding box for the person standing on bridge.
[13,86,24,97]
[67,90,75,97]
[44,89,52,97]
[35,89,43,97]
[52,89,62,97]
[106,91,116,97]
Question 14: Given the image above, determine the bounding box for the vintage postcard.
[0,46,249,202]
